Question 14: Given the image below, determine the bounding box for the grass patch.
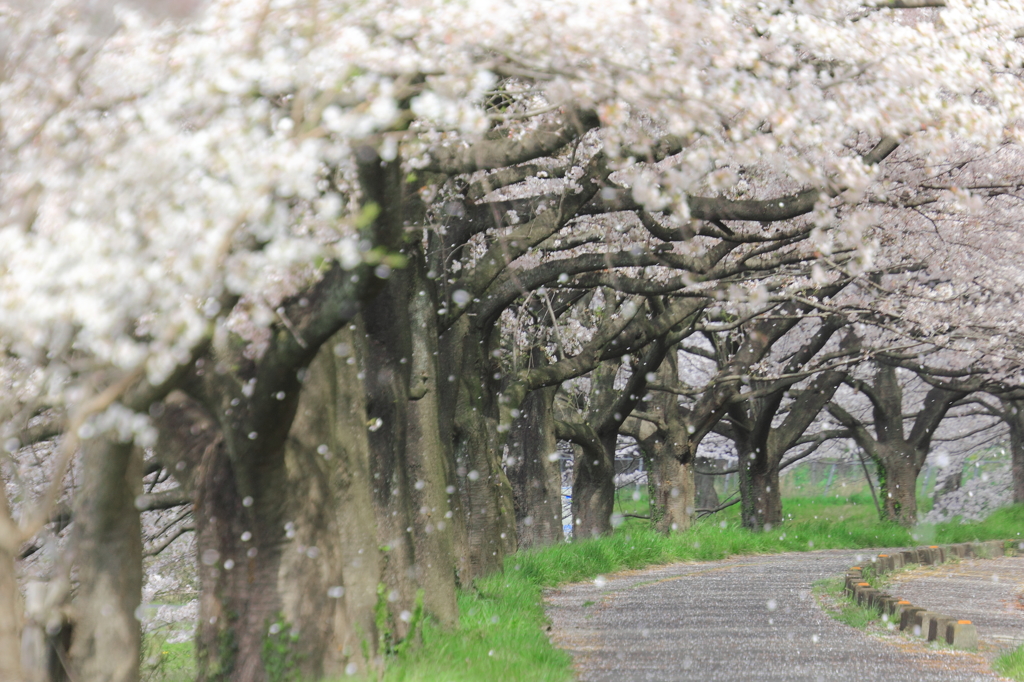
[994,643,1024,681]
[151,499,1024,681]
[383,503,1024,681]
[142,637,196,682]
[920,504,1024,545]
[379,515,912,681]
[812,577,888,631]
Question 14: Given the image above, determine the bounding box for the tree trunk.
[361,301,421,634]
[190,362,308,682]
[876,446,919,526]
[506,384,563,548]
[571,432,616,539]
[738,442,781,531]
[439,317,517,578]
[0,483,21,682]
[649,450,694,533]
[641,346,697,533]
[192,417,292,682]
[278,327,383,679]
[69,438,143,682]
[640,434,695,533]
[402,261,459,625]
[1006,402,1024,504]
[694,456,721,513]
[362,254,459,623]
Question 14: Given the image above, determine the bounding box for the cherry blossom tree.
[2,0,1024,680]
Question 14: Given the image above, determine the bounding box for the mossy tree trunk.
[736,438,782,531]
[361,251,459,626]
[163,145,396,681]
[634,348,695,533]
[829,363,968,528]
[438,316,517,579]
[278,326,383,678]
[996,398,1024,504]
[874,445,920,526]
[506,381,563,548]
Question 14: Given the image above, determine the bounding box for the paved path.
[545,549,1021,681]
[889,555,1024,648]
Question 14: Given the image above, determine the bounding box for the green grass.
[151,496,1024,681]
[380,502,1024,681]
[812,577,888,630]
[994,643,1024,681]
[378,514,913,681]
[917,504,1024,545]
[142,637,196,682]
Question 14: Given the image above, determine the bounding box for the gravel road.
[546,549,1018,682]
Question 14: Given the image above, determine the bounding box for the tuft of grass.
[812,576,887,631]
[994,643,1024,681]
[924,504,1024,545]
[837,602,880,629]
[142,637,196,682]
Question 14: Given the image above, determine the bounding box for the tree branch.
[424,109,599,174]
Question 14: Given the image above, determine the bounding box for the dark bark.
[424,109,599,174]
[696,311,850,531]
[506,383,563,548]
[277,328,385,678]
[561,422,615,539]
[439,316,517,579]
[737,438,782,531]
[190,382,301,682]
[183,281,367,681]
[0,483,21,681]
[361,252,459,623]
[564,355,621,539]
[995,398,1024,505]
[1008,403,1024,504]
[735,362,848,530]
[829,363,967,527]
[637,348,696,533]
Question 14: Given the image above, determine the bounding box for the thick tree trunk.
[278,328,383,679]
[738,442,781,531]
[694,456,721,513]
[362,255,459,623]
[361,304,421,633]
[192,417,293,682]
[1007,403,1024,504]
[571,432,616,539]
[439,317,516,578]
[876,446,919,526]
[69,438,143,682]
[0,484,21,682]
[189,358,309,682]
[639,347,697,534]
[506,384,563,548]
[649,450,694,533]
[158,371,386,682]
[402,263,459,625]
[639,433,695,534]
